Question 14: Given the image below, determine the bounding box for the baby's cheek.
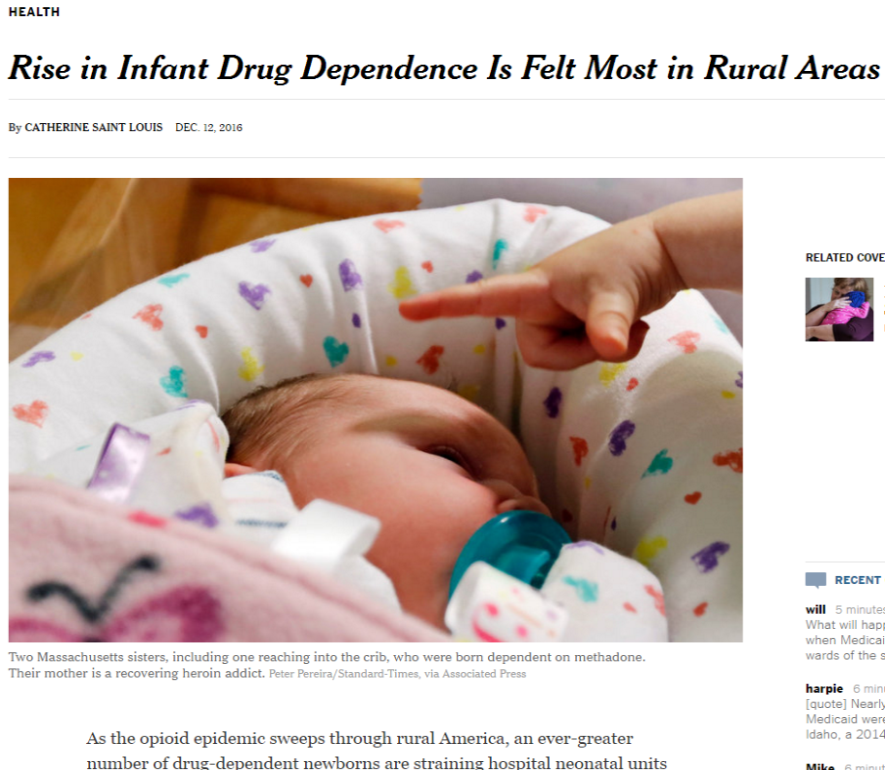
[368,483,494,630]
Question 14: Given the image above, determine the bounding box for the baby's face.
[269,378,548,629]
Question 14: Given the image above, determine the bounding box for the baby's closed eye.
[426,445,474,474]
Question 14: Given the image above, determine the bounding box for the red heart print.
[417,345,444,374]
[374,219,405,234]
[668,330,701,354]
[569,437,589,466]
[421,261,433,273]
[626,377,639,391]
[300,275,313,288]
[13,400,49,427]
[684,491,702,505]
[195,326,208,339]
[693,602,708,617]
[645,584,666,616]
[523,205,548,223]
[713,448,743,473]
[133,304,163,331]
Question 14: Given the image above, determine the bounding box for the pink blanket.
[9,475,445,642]
[823,302,870,326]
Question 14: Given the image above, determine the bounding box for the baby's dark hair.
[222,372,369,467]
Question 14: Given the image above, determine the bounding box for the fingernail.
[610,328,628,350]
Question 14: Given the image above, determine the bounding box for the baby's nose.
[485,479,551,517]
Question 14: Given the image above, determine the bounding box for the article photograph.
[805,276,874,341]
[9,178,743,644]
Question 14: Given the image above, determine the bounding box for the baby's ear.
[224,462,257,479]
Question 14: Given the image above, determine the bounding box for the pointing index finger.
[399,271,548,321]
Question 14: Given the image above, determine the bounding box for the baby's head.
[832,277,868,300]
[222,373,548,628]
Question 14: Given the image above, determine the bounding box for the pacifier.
[449,510,572,597]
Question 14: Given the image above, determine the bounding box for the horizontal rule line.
[9,156,885,160]
[8,97,885,102]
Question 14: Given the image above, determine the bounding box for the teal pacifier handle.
[449,510,572,598]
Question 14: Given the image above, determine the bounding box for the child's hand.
[399,192,741,370]
[400,220,675,368]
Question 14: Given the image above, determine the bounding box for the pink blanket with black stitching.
[9,475,445,643]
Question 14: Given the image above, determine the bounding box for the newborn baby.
[222,372,549,629]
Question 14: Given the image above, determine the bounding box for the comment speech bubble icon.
[806,572,826,589]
